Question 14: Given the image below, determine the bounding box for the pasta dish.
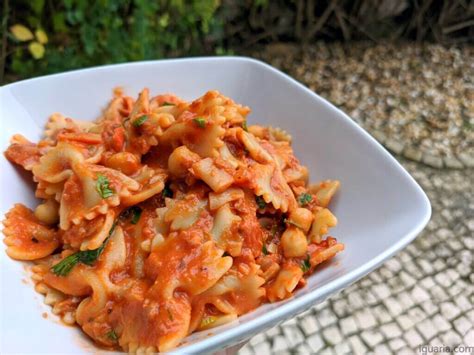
[3,89,343,352]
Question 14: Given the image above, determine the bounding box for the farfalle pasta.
[3,89,344,352]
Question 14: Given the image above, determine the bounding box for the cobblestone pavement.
[239,43,473,354]
[252,42,474,168]
[239,158,473,355]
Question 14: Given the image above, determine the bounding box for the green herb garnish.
[96,174,114,199]
[132,115,148,127]
[242,120,248,131]
[162,102,175,106]
[162,185,173,198]
[51,209,123,276]
[106,329,118,342]
[262,244,268,255]
[193,117,206,128]
[298,193,312,206]
[255,196,266,209]
[167,309,174,321]
[51,243,107,276]
[130,206,142,224]
[301,254,311,273]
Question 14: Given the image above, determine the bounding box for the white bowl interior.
[0,58,430,354]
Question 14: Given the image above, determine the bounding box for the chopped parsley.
[262,244,269,255]
[51,208,128,276]
[162,102,175,106]
[106,329,118,342]
[162,185,173,198]
[255,196,266,209]
[298,193,312,206]
[51,243,107,276]
[128,206,142,224]
[132,114,148,127]
[301,254,311,273]
[96,174,114,199]
[242,120,248,131]
[193,117,206,128]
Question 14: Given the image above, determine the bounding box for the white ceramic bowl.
[0,57,431,354]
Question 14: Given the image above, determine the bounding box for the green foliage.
[4,0,223,82]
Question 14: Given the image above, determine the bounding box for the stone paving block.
[373,343,392,355]
[282,325,304,347]
[441,330,463,347]
[271,335,288,353]
[265,326,280,337]
[331,299,350,318]
[397,314,415,331]
[317,308,338,328]
[295,343,314,354]
[398,347,418,355]
[389,338,406,352]
[299,315,319,336]
[348,335,367,355]
[440,301,462,321]
[361,329,384,348]
[463,329,474,348]
[464,236,474,250]
[421,299,439,316]
[454,295,474,312]
[399,271,417,288]
[417,259,434,274]
[374,305,394,324]
[432,314,453,332]
[453,316,472,336]
[381,322,403,339]
[387,276,406,294]
[385,258,402,273]
[419,275,436,289]
[411,285,431,304]
[306,333,324,353]
[322,325,343,346]
[428,336,444,347]
[319,348,336,355]
[354,309,378,330]
[416,318,438,341]
[339,316,358,336]
[404,328,425,348]
[251,341,271,354]
[249,332,266,346]
[397,292,415,312]
[238,345,254,355]
[384,296,404,317]
[379,267,393,280]
[334,342,351,355]
[448,279,466,298]
[363,289,379,306]
[431,285,450,302]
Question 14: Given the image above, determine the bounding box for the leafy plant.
[2,0,223,84]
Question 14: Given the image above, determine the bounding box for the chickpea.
[34,199,59,225]
[105,152,140,175]
[281,226,308,258]
[287,207,314,232]
[168,146,200,178]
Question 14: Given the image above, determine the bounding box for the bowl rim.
[0,56,431,354]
